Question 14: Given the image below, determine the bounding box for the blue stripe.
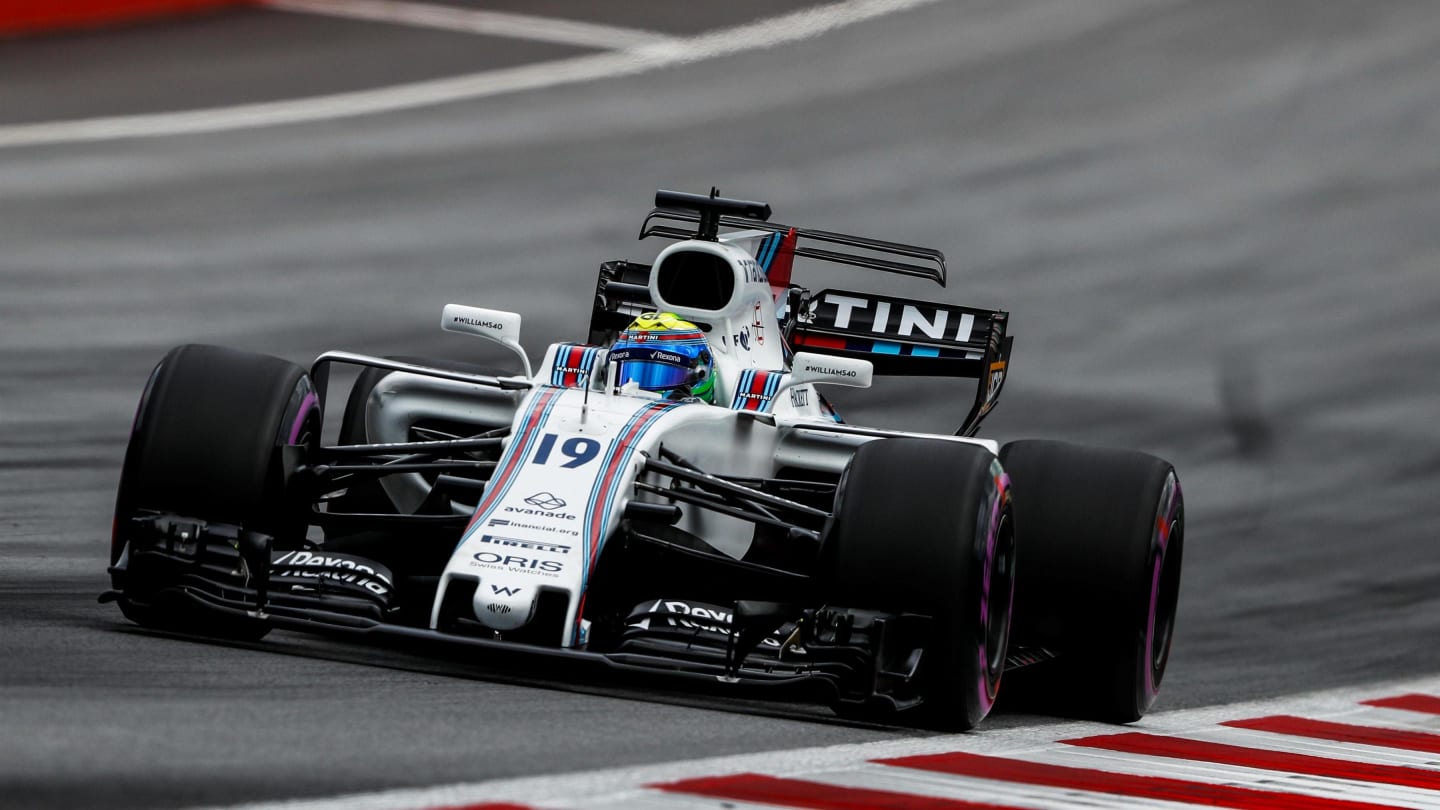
[871,341,902,355]
[455,388,561,549]
[583,405,661,562]
[911,345,941,358]
[760,370,782,413]
[757,234,779,270]
[580,345,598,384]
[550,343,570,386]
[730,369,755,409]
[582,402,675,589]
[550,344,602,387]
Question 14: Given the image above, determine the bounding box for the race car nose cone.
[472,581,538,632]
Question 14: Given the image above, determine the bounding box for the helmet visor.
[617,360,692,392]
[610,345,698,393]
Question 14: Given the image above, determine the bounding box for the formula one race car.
[103,190,1184,730]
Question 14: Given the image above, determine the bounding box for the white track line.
[0,0,940,149]
[264,0,675,50]
[188,673,1440,810]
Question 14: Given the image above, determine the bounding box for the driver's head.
[611,312,714,403]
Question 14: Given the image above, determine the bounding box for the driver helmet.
[610,312,714,402]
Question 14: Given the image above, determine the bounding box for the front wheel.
[822,438,1016,730]
[111,344,319,639]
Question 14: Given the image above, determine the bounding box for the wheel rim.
[984,510,1016,685]
[1144,473,1183,699]
[1151,514,1183,678]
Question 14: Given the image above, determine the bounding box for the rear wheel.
[111,344,319,638]
[823,438,1015,730]
[999,439,1184,723]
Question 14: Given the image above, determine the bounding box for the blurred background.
[2,1,1439,808]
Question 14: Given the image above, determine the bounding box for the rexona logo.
[636,600,783,648]
[503,491,578,520]
[471,551,564,576]
[452,315,504,330]
[803,364,858,377]
[271,550,392,596]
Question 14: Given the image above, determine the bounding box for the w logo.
[490,585,521,596]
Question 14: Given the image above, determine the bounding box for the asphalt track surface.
[2,1,1439,808]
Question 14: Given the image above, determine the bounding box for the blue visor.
[610,344,705,393]
[617,360,691,391]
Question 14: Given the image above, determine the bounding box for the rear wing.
[790,289,1012,436]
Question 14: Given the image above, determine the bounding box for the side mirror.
[441,304,533,378]
[776,351,873,397]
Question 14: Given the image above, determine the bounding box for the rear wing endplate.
[588,260,655,346]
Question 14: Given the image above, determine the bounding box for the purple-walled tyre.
[822,438,1017,731]
[999,439,1184,724]
[110,344,320,637]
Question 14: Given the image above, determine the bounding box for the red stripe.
[1364,694,1440,715]
[585,403,669,568]
[767,227,798,301]
[0,0,251,34]
[430,804,537,810]
[743,370,772,411]
[1067,731,1440,790]
[1224,715,1440,754]
[575,402,670,637]
[795,334,846,350]
[461,388,558,534]
[562,345,585,387]
[877,751,1401,810]
[653,773,1027,810]
[748,370,768,397]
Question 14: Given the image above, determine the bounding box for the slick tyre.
[823,438,1016,731]
[999,439,1184,723]
[112,344,320,638]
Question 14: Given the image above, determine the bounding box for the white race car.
[104,190,1184,730]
